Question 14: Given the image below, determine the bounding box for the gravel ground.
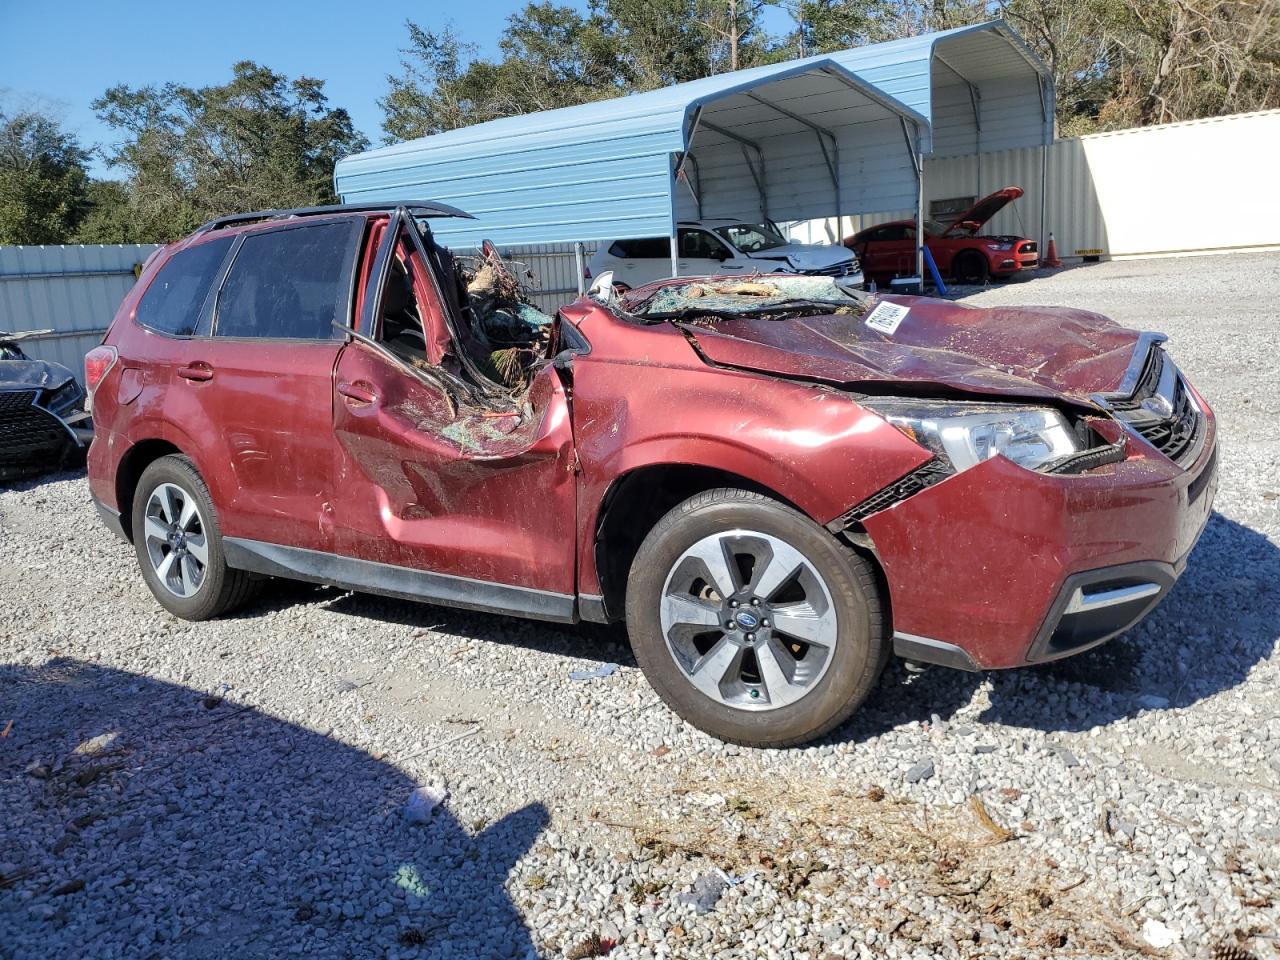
[2,253,1278,960]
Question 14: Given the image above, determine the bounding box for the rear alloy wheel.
[142,482,209,599]
[953,251,990,285]
[626,489,887,746]
[131,455,258,620]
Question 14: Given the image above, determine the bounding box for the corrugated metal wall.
[788,109,1280,261]
[0,244,160,383]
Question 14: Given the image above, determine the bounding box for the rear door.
[609,237,672,288]
[329,215,577,607]
[166,217,363,551]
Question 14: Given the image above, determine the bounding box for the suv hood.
[0,358,74,392]
[942,186,1024,237]
[744,243,853,271]
[684,295,1142,405]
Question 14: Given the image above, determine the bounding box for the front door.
[677,228,743,278]
[330,219,578,603]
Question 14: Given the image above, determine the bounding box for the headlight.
[866,400,1081,472]
[41,380,83,412]
[986,242,1013,252]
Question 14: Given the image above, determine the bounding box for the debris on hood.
[459,241,554,388]
[631,275,870,321]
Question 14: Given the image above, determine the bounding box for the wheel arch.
[114,438,186,542]
[591,462,815,623]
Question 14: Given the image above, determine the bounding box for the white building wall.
[787,109,1280,261]
[0,244,161,382]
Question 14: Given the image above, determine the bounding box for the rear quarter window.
[134,237,235,336]
[215,221,359,340]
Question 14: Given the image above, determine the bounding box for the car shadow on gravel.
[0,658,546,960]
[307,590,639,668]
[981,511,1280,734]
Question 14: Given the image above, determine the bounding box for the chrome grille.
[0,389,67,463]
[1106,348,1201,464]
[810,261,859,278]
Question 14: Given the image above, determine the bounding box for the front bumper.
[863,410,1218,670]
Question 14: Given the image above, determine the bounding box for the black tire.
[625,488,888,747]
[130,455,258,620]
[953,251,990,285]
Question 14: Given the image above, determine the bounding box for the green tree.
[94,61,369,242]
[382,6,630,141]
[72,180,141,244]
[0,107,90,244]
[380,0,781,143]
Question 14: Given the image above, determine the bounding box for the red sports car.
[845,186,1039,285]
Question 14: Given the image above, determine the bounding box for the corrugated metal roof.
[335,20,1052,248]
[0,244,159,380]
[827,21,1053,157]
[337,58,927,248]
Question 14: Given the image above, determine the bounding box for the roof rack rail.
[195,201,474,234]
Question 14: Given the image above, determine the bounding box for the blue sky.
[1,1,795,176]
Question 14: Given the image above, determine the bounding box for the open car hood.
[942,186,1024,237]
[684,295,1143,405]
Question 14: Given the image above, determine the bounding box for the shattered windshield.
[628,276,870,322]
[714,223,788,253]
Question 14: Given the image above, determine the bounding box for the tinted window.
[609,237,670,259]
[678,229,729,259]
[135,237,233,336]
[216,222,356,340]
[872,225,911,242]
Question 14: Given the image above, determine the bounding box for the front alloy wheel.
[627,488,887,747]
[660,530,838,710]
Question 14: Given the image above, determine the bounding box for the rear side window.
[215,222,357,340]
[134,237,234,336]
[608,237,670,259]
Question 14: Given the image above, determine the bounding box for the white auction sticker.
[864,301,910,335]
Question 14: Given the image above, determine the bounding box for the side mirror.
[713,248,731,262]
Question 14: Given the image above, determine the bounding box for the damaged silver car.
[0,329,93,480]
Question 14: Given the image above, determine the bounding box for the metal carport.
[335,19,1054,281]
[821,20,1056,251]
[335,59,928,280]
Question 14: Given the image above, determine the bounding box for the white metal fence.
[486,242,596,316]
[0,245,160,382]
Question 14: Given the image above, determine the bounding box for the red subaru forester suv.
[86,202,1217,746]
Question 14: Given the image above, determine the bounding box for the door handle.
[338,380,379,405]
[177,362,214,382]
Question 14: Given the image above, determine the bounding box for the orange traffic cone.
[1044,232,1063,268]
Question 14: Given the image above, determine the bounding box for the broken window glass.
[628,275,870,322]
